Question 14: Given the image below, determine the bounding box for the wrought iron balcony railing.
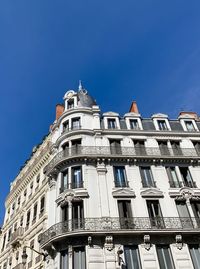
[44,146,200,174]
[10,227,24,246]
[39,217,200,246]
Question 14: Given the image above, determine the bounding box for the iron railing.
[39,217,200,246]
[44,146,200,174]
[10,227,24,245]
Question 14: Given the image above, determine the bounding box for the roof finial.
[79,80,83,90]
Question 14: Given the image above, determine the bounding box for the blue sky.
[1,0,200,224]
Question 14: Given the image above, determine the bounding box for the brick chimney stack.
[56,104,64,120]
[129,101,139,114]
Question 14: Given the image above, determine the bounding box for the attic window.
[67,99,74,109]
[185,121,195,131]
[107,118,117,129]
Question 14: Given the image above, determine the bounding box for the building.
[1,84,200,269]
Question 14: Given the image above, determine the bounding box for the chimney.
[179,111,198,119]
[129,101,139,114]
[56,104,64,120]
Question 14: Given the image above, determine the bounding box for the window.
[171,141,182,156]
[33,203,37,221]
[71,118,80,130]
[24,189,27,197]
[107,118,117,129]
[147,200,163,228]
[73,247,86,269]
[36,174,40,183]
[1,235,6,251]
[118,200,132,228]
[71,167,83,188]
[40,196,45,214]
[61,170,69,193]
[8,228,12,242]
[110,139,121,154]
[166,167,182,188]
[12,202,15,211]
[130,119,140,130]
[62,204,68,222]
[185,121,195,131]
[193,141,200,154]
[176,201,193,228]
[72,201,84,229]
[67,99,74,109]
[157,120,168,131]
[114,166,128,187]
[124,245,142,269]
[61,250,68,269]
[14,223,17,231]
[179,167,196,188]
[26,210,30,227]
[191,202,200,219]
[17,196,21,205]
[158,141,170,155]
[140,167,156,188]
[63,120,69,132]
[133,140,146,155]
[189,245,200,269]
[71,139,82,154]
[156,245,175,269]
[20,216,23,227]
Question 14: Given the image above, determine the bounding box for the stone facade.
[1,85,200,269]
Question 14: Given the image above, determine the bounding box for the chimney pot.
[129,101,139,114]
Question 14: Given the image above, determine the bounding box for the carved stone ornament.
[48,177,56,189]
[140,188,163,198]
[112,188,135,198]
[143,235,151,250]
[175,235,183,250]
[104,236,114,251]
[175,188,194,201]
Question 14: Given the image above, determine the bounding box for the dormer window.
[67,99,74,109]
[185,121,195,131]
[130,119,139,130]
[157,120,168,131]
[107,118,117,129]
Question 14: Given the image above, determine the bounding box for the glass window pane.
[124,246,141,269]
[189,245,200,269]
[157,245,175,269]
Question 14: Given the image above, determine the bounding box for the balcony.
[39,217,200,247]
[44,146,200,175]
[10,227,24,247]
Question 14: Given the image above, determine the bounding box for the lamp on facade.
[21,246,47,266]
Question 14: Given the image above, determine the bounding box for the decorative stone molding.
[48,177,56,189]
[96,159,107,174]
[151,113,168,118]
[56,189,88,206]
[103,112,119,117]
[140,188,164,198]
[175,235,183,250]
[104,236,114,251]
[143,235,151,250]
[112,188,135,198]
[173,187,200,201]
